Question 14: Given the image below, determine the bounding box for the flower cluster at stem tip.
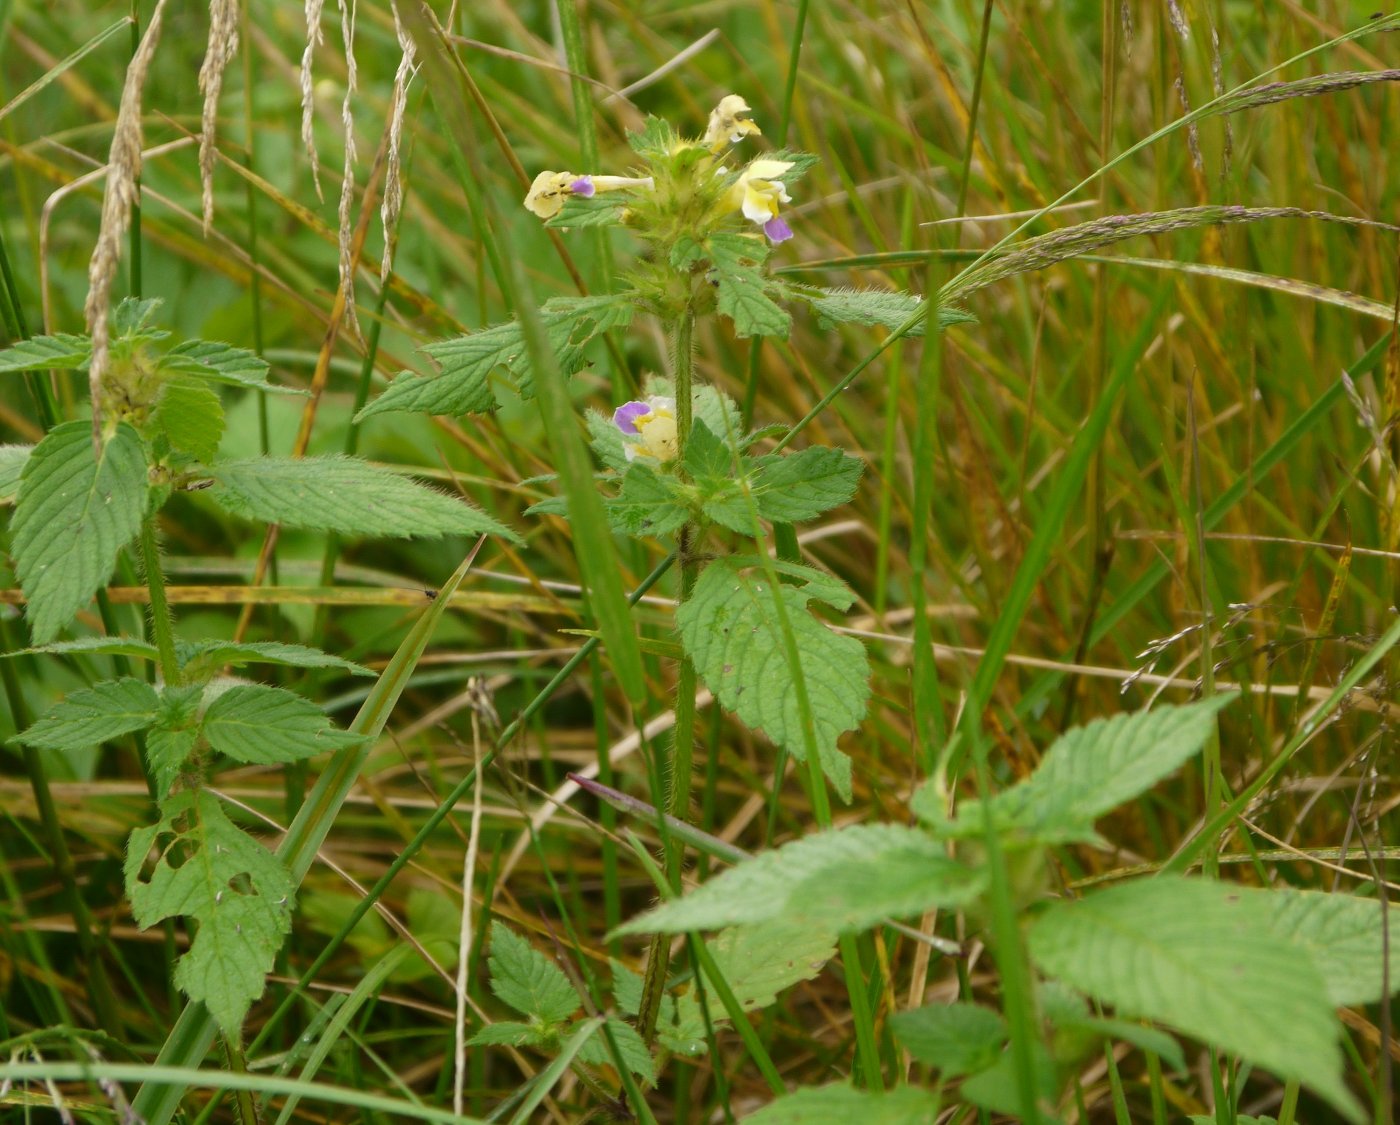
[523,94,796,244]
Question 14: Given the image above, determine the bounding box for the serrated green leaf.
[153,379,225,463]
[467,1020,544,1048]
[627,115,675,157]
[1063,1015,1187,1073]
[1028,875,1360,1122]
[586,409,631,473]
[676,558,869,799]
[544,195,627,228]
[125,788,294,1034]
[0,444,31,503]
[1261,887,1400,1007]
[916,697,1235,843]
[804,288,931,335]
[0,334,91,373]
[7,635,160,662]
[753,447,863,523]
[12,421,149,643]
[357,296,634,420]
[147,685,204,798]
[159,340,286,393]
[174,640,372,681]
[742,1085,944,1124]
[202,684,364,765]
[574,1018,655,1084]
[486,924,579,1026]
[15,677,160,751]
[110,297,165,338]
[703,918,836,1011]
[890,1002,1006,1076]
[685,419,739,479]
[614,824,984,937]
[208,454,519,541]
[959,1039,1060,1118]
[709,233,790,339]
[608,460,690,538]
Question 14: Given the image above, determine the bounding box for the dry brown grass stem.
[300,0,325,199]
[336,0,361,339]
[381,0,416,283]
[198,0,240,236]
[83,0,169,446]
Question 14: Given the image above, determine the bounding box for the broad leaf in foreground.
[485,924,579,1026]
[202,684,365,764]
[676,558,869,800]
[915,696,1235,842]
[16,677,160,751]
[208,454,519,541]
[11,421,149,643]
[890,1001,1006,1076]
[125,789,294,1034]
[1260,887,1400,1006]
[1028,875,1360,1121]
[615,824,984,936]
[0,444,31,503]
[743,1085,943,1124]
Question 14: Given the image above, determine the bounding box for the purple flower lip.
[569,176,596,198]
[613,400,650,434]
[764,215,793,243]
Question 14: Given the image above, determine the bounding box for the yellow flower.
[704,95,762,153]
[524,170,656,220]
[523,171,578,219]
[730,159,795,242]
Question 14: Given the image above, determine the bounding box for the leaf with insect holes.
[708,232,790,339]
[484,924,579,1026]
[202,684,365,765]
[153,379,225,463]
[743,1085,944,1125]
[0,333,92,373]
[124,788,294,1034]
[208,454,519,541]
[676,557,869,800]
[15,677,160,752]
[1029,875,1360,1122]
[357,295,635,420]
[752,446,863,523]
[174,640,373,681]
[615,824,984,937]
[159,339,292,393]
[0,444,30,503]
[914,697,1235,843]
[11,421,149,644]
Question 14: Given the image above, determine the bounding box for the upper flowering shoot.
[730,159,795,243]
[614,397,678,462]
[704,95,762,153]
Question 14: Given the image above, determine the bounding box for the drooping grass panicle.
[84,0,169,445]
[381,0,416,284]
[198,0,240,236]
[300,0,325,199]
[944,205,1400,300]
[336,0,360,338]
[1212,69,1400,114]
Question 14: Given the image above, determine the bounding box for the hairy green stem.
[638,309,698,1043]
[139,518,180,687]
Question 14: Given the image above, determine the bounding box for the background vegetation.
[1,0,1398,1121]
